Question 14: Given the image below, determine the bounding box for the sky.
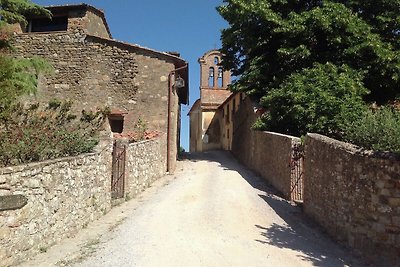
[34,0,228,151]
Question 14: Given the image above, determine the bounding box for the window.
[214,56,219,65]
[28,16,68,32]
[108,115,124,133]
[209,67,215,87]
[217,67,223,87]
[226,104,230,123]
[232,99,236,118]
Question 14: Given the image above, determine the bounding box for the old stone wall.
[231,98,301,200]
[303,133,400,266]
[125,135,167,198]
[0,134,169,266]
[0,141,113,267]
[13,32,175,135]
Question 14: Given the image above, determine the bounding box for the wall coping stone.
[307,133,400,161]
[263,131,301,142]
[0,148,109,176]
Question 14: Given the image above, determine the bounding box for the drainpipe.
[167,64,188,173]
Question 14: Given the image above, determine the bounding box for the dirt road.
[22,151,363,267]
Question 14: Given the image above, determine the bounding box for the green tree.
[257,63,368,138]
[0,0,51,124]
[218,0,400,102]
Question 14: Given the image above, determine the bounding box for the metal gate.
[290,143,304,202]
[111,141,126,199]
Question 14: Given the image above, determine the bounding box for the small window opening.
[232,99,236,117]
[214,56,219,65]
[218,67,223,88]
[226,104,230,123]
[209,67,215,87]
[108,115,124,133]
[28,16,68,32]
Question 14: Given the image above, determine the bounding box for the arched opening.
[217,67,223,87]
[209,67,215,87]
[214,56,219,65]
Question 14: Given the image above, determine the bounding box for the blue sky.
[34,0,228,151]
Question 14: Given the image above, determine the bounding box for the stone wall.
[0,141,113,267]
[0,135,169,266]
[13,32,181,172]
[125,135,167,198]
[303,133,400,266]
[231,98,301,200]
[13,32,177,134]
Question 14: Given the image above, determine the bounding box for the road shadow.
[184,150,368,267]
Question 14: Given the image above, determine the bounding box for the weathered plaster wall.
[85,9,110,39]
[200,110,222,151]
[303,134,400,266]
[220,92,244,150]
[189,105,201,153]
[125,135,167,198]
[231,98,301,199]
[0,142,113,267]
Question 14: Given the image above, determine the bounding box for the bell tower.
[198,50,231,108]
[188,49,232,152]
[199,51,231,90]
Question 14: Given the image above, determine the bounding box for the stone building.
[188,49,232,152]
[12,3,189,172]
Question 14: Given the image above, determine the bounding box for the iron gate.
[111,141,126,199]
[290,143,304,202]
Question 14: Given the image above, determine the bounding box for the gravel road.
[21,151,364,267]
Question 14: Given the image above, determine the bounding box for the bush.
[258,63,368,138]
[343,107,400,153]
[0,101,108,167]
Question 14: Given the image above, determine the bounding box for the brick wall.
[200,89,231,107]
[304,133,400,266]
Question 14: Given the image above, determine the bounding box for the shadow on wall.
[183,150,367,267]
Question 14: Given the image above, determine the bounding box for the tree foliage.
[218,0,400,102]
[0,0,50,27]
[0,0,52,120]
[343,106,400,153]
[256,63,368,137]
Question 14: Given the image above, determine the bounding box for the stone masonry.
[0,135,169,267]
[14,32,177,134]
[0,141,113,267]
[11,3,188,173]
[125,134,167,199]
[304,133,400,266]
[231,98,301,200]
